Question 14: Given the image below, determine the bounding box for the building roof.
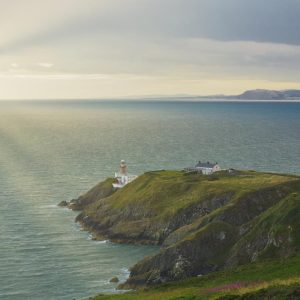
[195,161,218,169]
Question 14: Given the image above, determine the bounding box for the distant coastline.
[1,88,300,102]
[127,88,300,102]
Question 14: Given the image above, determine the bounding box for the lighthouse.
[119,160,128,175]
[113,160,137,189]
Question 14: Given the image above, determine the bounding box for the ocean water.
[0,100,299,300]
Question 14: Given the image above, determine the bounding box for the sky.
[0,0,300,99]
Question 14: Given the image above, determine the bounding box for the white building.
[186,161,221,175]
[194,161,221,175]
[113,160,137,189]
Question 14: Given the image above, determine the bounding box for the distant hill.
[233,89,300,100]
[129,89,300,101]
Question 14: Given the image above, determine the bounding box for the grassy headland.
[61,169,300,297]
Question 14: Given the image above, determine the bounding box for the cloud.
[37,62,53,68]
[1,0,300,56]
[0,0,299,99]
[0,72,109,80]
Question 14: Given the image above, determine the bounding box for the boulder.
[109,277,119,283]
[58,200,68,207]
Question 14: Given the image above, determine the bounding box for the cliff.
[61,170,300,288]
[91,254,300,299]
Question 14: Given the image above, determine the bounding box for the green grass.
[71,177,116,210]
[229,190,300,262]
[85,170,298,223]
[90,254,300,300]
[217,284,300,300]
[79,169,299,248]
[75,170,300,299]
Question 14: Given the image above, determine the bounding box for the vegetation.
[63,169,300,296]
[90,170,297,216]
[90,254,300,300]
[67,177,115,210]
[77,170,299,244]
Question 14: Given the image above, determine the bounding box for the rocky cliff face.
[60,170,300,287]
[123,182,300,287]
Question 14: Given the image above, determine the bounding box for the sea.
[0,100,299,300]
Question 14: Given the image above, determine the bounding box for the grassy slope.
[71,170,300,298]
[69,177,115,210]
[81,170,299,245]
[93,170,296,216]
[124,178,300,286]
[91,254,300,300]
[227,190,300,264]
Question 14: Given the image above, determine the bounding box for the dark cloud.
[1,0,300,55]
[117,0,300,45]
[75,0,300,45]
[82,0,300,45]
[174,0,300,45]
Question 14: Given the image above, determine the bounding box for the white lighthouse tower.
[112,160,137,189]
[119,160,127,175]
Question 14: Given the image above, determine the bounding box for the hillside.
[62,170,300,289]
[59,177,115,210]
[91,254,300,300]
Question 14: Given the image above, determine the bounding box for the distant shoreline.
[0,98,300,103]
[1,88,300,102]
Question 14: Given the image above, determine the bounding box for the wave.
[87,234,109,244]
